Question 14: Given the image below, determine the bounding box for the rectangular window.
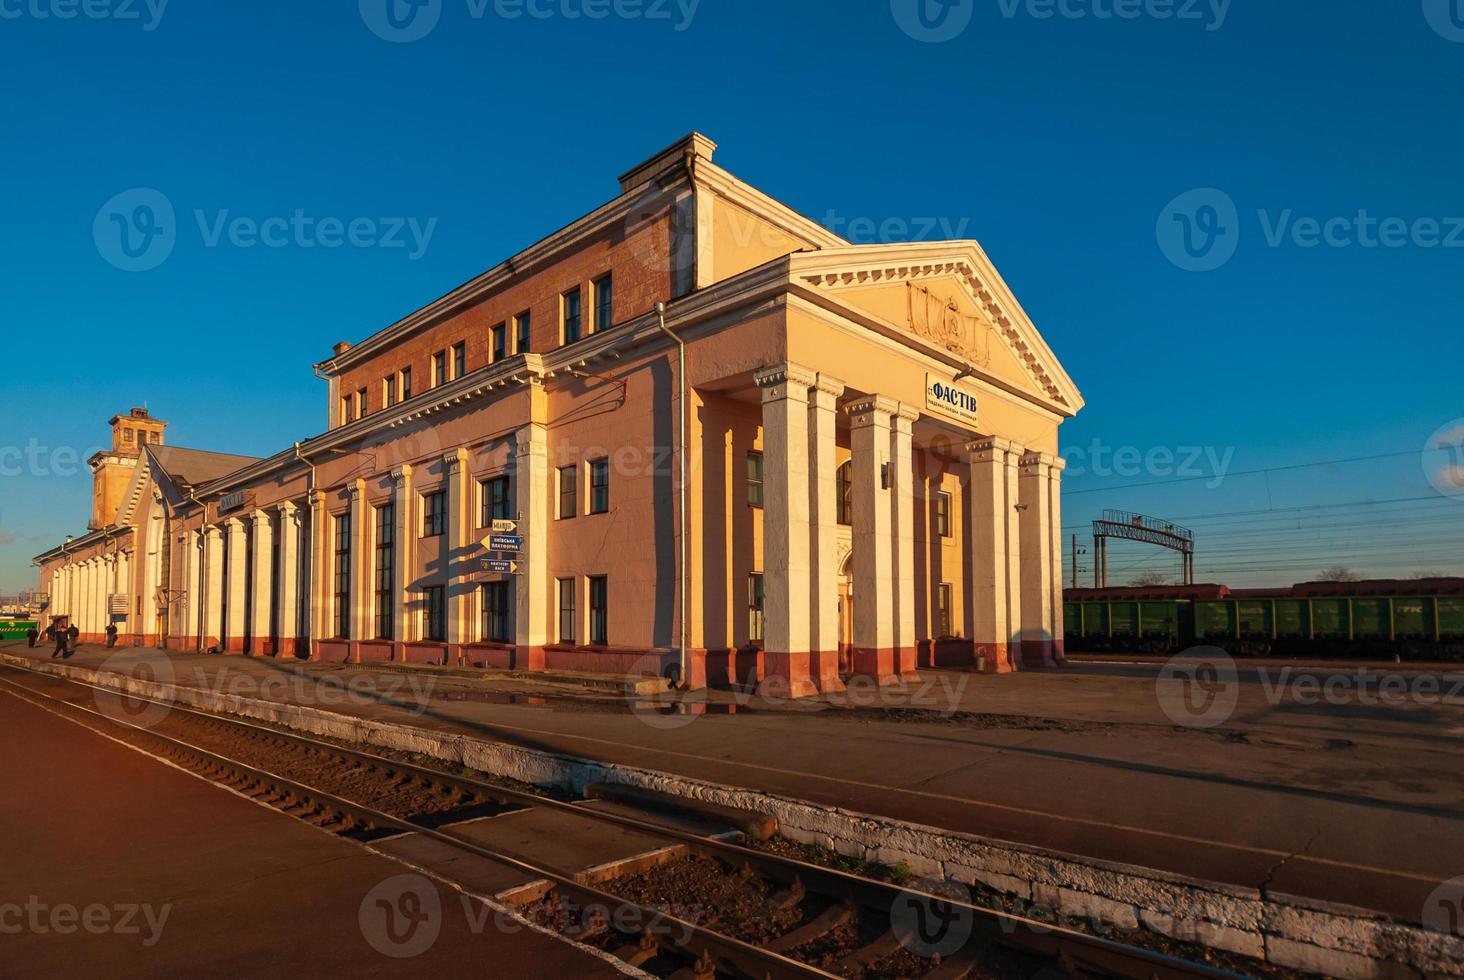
[148,431,159,444]
[936,491,953,538]
[384,375,398,408]
[432,350,447,388]
[557,577,576,644]
[423,490,446,537]
[746,452,764,507]
[515,311,531,354]
[748,573,764,643]
[401,366,413,400]
[341,396,354,425]
[453,341,466,380]
[938,583,953,637]
[593,274,612,333]
[558,465,578,519]
[480,475,511,526]
[561,288,582,345]
[588,576,607,645]
[357,389,367,418]
[481,581,510,643]
[334,513,352,639]
[423,585,446,642]
[490,322,506,362]
[588,458,609,514]
[837,463,853,526]
[375,503,394,640]
[122,429,134,446]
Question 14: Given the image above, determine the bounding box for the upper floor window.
[481,475,511,526]
[837,461,853,526]
[515,311,531,354]
[401,366,413,400]
[561,288,582,345]
[452,341,466,379]
[122,429,135,446]
[588,458,610,514]
[341,396,354,425]
[147,431,160,444]
[936,491,953,538]
[746,452,764,507]
[432,350,447,389]
[422,490,446,537]
[557,465,578,519]
[593,274,613,333]
[384,375,398,407]
[356,389,367,418]
[490,322,507,363]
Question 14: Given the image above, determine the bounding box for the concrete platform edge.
[9,653,1460,980]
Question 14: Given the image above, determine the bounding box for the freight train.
[1063,579,1464,660]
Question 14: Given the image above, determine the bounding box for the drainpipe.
[653,302,690,689]
[293,442,316,653]
[187,489,206,651]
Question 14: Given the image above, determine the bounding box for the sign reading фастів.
[925,374,979,426]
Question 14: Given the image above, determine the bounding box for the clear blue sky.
[1,0,1460,592]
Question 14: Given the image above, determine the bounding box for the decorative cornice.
[390,464,414,485]
[894,401,921,423]
[753,362,818,392]
[1020,451,1061,472]
[967,437,1022,462]
[442,449,468,475]
[844,394,901,424]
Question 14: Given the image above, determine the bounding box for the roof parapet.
[617,132,717,194]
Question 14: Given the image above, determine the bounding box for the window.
[423,490,446,537]
[452,341,466,380]
[423,585,446,642]
[481,475,511,527]
[147,431,160,444]
[593,274,613,332]
[515,311,531,354]
[341,396,354,425]
[938,583,953,637]
[561,288,582,345]
[384,375,398,408]
[122,429,134,446]
[557,577,576,644]
[375,504,394,640]
[432,350,447,388]
[588,576,607,645]
[588,458,609,514]
[748,573,764,643]
[936,491,953,538]
[746,452,764,507]
[490,322,506,362]
[558,465,578,519]
[357,389,367,418]
[481,581,510,643]
[334,513,351,639]
[837,461,853,526]
[401,366,413,400]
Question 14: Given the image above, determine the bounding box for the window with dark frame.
[423,490,446,537]
[837,461,853,525]
[423,585,446,642]
[588,458,609,514]
[746,452,764,507]
[490,322,507,362]
[333,513,351,639]
[432,350,447,388]
[481,475,511,526]
[375,503,394,640]
[401,366,413,400]
[515,311,531,354]
[938,583,953,637]
[558,465,578,519]
[747,573,764,643]
[557,577,576,644]
[452,341,466,379]
[562,287,581,345]
[122,429,134,446]
[384,375,398,407]
[481,580,510,643]
[341,396,353,425]
[588,576,607,645]
[357,389,367,417]
[936,491,953,538]
[593,274,613,332]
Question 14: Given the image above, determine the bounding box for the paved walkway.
[0,677,628,978]
[7,641,1464,925]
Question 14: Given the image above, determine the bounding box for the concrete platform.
[6,641,1463,929]
[0,681,632,978]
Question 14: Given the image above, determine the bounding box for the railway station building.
[33,134,1084,695]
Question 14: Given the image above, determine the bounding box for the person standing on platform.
[52,623,67,658]
[26,626,38,648]
[105,622,118,648]
[65,623,79,656]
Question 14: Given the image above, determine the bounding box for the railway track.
[0,661,1246,980]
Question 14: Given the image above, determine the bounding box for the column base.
[756,651,819,699]
[811,650,844,693]
[1020,639,1059,668]
[275,638,301,658]
[849,647,907,687]
[972,642,1018,673]
[204,635,223,653]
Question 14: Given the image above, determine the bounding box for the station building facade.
[34,134,1083,695]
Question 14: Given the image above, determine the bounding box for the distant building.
[33,134,1083,694]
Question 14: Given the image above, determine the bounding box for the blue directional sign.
[482,559,518,574]
[487,533,523,552]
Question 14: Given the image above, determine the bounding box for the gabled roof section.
[149,445,262,490]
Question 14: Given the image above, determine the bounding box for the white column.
[1018,453,1055,668]
[142,517,161,643]
[845,395,899,685]
[1048,459,1066,662]
[391,466,415,650]
[308,490,329,652]
[349,480,371,648]
[250,510,274,654]
[115,551,131,639]
[807,373,845,692]
[514,426,549,659]
[444,450,470,662]
[204,525,225,650]
[225,518,247,652]
[84,560,97,636]
[968,438,1024,672]
[275,502,301,655]
[890,403,919,681]
[754,363,818,698]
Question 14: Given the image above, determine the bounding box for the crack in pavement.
[1259,826,1323,898]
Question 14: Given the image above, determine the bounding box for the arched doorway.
[837,549,853,674]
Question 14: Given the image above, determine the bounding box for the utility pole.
[1071,534,1079,590]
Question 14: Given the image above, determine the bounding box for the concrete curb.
[11,654,1462,980]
